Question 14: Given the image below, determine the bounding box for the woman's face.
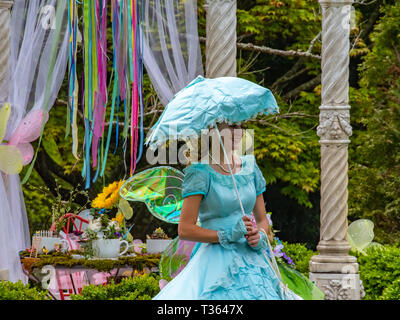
[216,122,243,151]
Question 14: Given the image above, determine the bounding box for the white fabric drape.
[0,0,69,282]
[6,0,69,138]
[141,0,204,106]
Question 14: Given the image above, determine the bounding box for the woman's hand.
[242,215,254,233]
[245,227,261,247]
[242,215,261,247]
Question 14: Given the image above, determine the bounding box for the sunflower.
[92,180,125,209]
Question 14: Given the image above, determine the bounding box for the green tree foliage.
[234,1,324,245]
[348,1,400,244]
[238,0,321,51]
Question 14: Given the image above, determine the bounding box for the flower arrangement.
[87,179,133,239]
[270,237,295,267]
[79,210,126,258]
[85,212,123,240]
[267,213,295,268]
[78,180,135,257]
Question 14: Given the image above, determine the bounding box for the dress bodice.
[182,154,266,231]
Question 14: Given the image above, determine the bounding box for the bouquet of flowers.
[267,213,295,268]
[84,211,124,240]
[270,237,295,268]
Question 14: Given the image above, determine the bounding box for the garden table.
[20,254,161,300]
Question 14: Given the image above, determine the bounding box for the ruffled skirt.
[153,239,302,300]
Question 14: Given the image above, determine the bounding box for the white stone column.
[309,0,364,300]
[0,0,12,104]
[0,0,13,193]
[204,0,237,78]
[0,0,13,281]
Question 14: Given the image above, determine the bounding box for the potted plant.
[146,228,172,254]
[80,211,130,259]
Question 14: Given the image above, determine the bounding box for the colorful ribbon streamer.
[66,0,145,189]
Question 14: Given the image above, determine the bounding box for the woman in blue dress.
[153,122,301,300]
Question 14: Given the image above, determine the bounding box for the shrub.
[71,274,161,300]
[352,245,400,300]
[0,281,50,300]
[277,243,400,300]
[281,241,316,276]
[380,278,400,300]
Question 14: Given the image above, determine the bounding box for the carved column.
[0,0,13,193]
[204,0,237,78]
[309,0,363,300]
[0,0,13,104]
[0,0,12,281]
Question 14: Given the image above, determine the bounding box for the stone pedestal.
[309,273,365,300]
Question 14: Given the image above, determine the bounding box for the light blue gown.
[153,154,301,300]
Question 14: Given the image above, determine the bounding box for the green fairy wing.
[0,103,23,174]
[159,236,197,279]
[278,262,325,300]
[120,166,198,280]
[119,166,185,224]
[347,219,375,255]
